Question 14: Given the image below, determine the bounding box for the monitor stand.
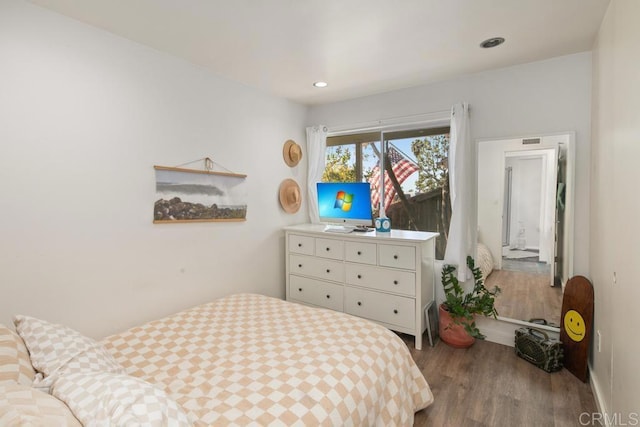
[323,224,355,233]
[352,225,373,233]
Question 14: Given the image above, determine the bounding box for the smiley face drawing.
[564,309,586,342]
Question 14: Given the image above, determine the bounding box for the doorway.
[500,149,557,285]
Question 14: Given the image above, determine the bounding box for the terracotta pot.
[438,304,475,348]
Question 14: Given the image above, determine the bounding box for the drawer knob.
[357,301,362,306]
[326,294,331,299]
[393,309,398,314]
[298,243,302,247]
[326,269,330,273]
[357,251,362,255]
[357,274,362,279]
[298,264,302,268]
[393,280,398,285]
[393,255,398,260]
[298,288,302,292]
[326,247,330,251]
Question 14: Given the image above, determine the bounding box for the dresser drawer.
[344,287,415,330]
[290,275,343,311]
[290,254,344,282]
[345,264,416,296]
[344,241,377,265]
[378,244,416,270]
[288,234,315,255]
[315,238,344,260]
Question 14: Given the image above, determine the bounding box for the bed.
[1,293,433,426]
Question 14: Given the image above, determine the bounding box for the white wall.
[477,140,506,263]
[590,0,640,419]
[507,156,542,251]
[0,0,308,338]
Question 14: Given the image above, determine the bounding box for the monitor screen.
[317,182,373,227]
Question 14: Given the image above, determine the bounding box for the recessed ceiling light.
[313,81,328,88]
[480,37,505,49]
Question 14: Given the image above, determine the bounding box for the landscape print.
[154,166,247,222]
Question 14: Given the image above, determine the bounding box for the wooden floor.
[487,269,563,326]
[400,334,599,427]
[502,257,551,275]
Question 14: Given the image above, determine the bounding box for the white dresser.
[284,223,438,350]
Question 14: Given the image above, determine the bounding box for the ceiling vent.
[522,138,541,145]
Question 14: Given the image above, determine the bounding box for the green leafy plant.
[441,255,501,339]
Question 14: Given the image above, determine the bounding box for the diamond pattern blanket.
[102,293,433,426]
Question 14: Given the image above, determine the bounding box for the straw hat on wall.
[283,140,303,167]
[279,179,301,213]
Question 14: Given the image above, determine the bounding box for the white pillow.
[13,315,124,390]
[51,371,192,426]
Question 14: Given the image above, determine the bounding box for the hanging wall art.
[153,162,247,223]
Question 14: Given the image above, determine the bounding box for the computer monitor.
[317,182,374,230]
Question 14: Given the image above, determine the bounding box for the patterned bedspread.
[102,293,433,426]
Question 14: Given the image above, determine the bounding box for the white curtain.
[444,103,475,281]
[306,125,327,223]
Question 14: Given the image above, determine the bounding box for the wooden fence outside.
[386,186,450,259]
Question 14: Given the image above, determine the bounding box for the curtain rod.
[327,109,451,136]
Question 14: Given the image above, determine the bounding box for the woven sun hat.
[283,139,303,167]
[279,179,301,213]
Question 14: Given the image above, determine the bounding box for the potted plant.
[439,255,501,348]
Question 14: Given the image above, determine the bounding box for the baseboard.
[589,369,610,425]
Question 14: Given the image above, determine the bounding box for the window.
[324,127,451,259]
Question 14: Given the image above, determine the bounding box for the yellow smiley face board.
[564,310,586,342]
[560,276,594,382]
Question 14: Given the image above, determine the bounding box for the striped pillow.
[0,383,81,426]
[13,315,124,391]
[0,325,35,386]
[477,242,495,282]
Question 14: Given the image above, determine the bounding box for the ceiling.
[27,0,609,106]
